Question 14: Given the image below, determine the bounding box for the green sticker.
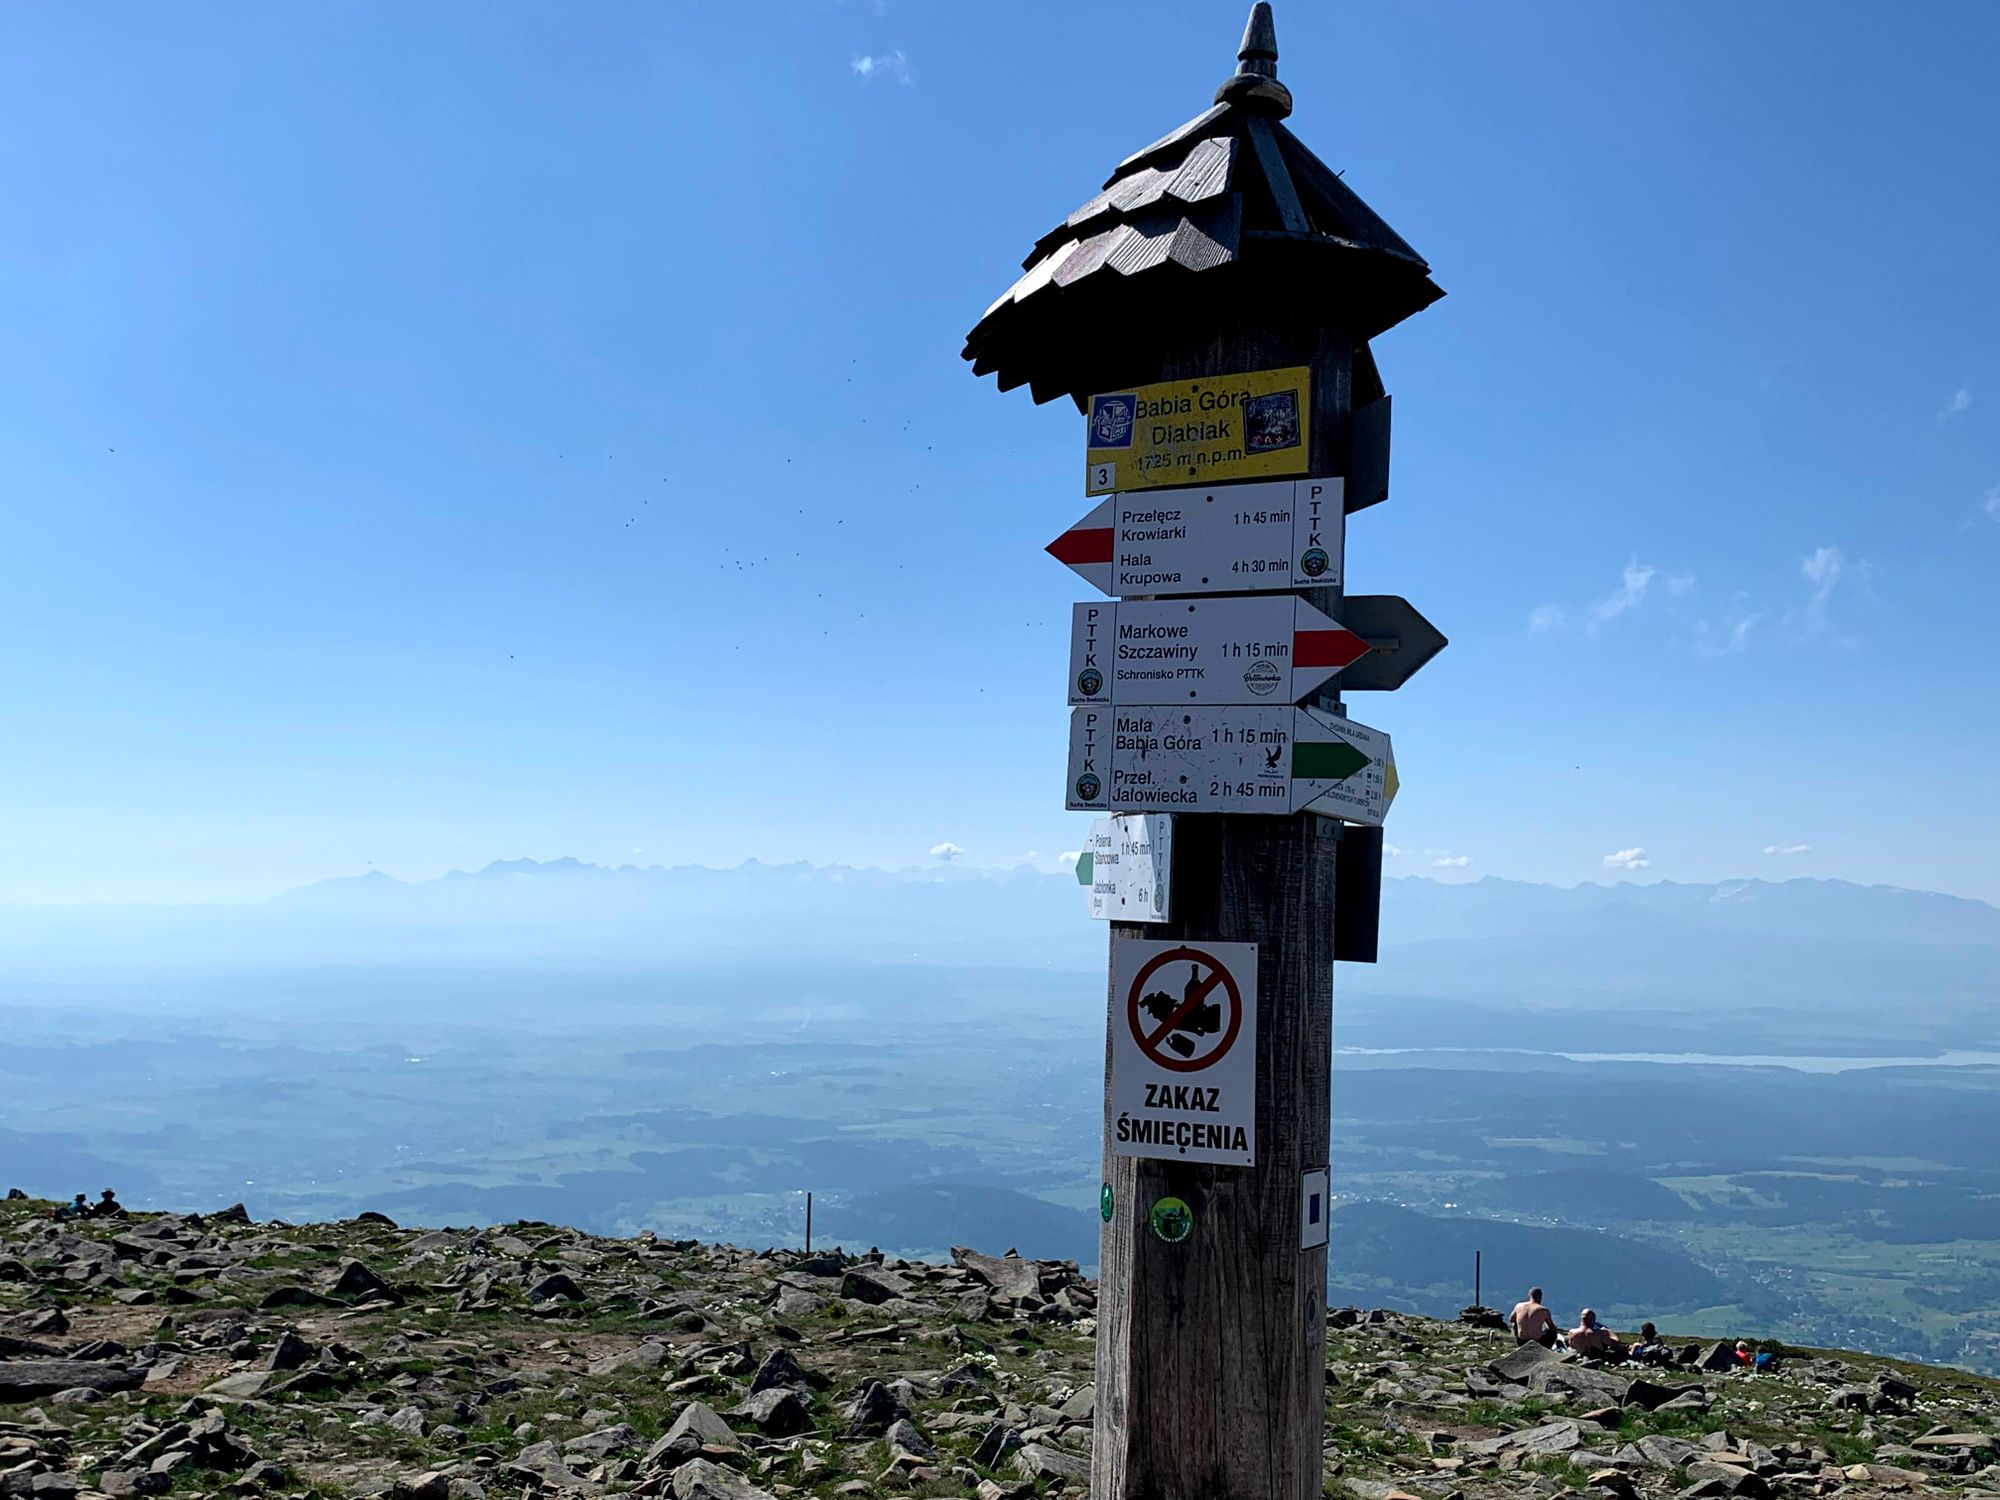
[1100,1183,1114,1222]
[1149,1196,1193,1244]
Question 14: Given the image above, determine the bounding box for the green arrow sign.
[1291,740,1370,782]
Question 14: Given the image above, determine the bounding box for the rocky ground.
[2,1197,1997,1499]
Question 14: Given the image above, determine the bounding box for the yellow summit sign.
[1085,365,1311,494]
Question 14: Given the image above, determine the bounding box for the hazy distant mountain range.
[5,858,1997,1056]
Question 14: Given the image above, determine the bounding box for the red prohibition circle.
[1125,945,1244,1073]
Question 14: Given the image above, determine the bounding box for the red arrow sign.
[1047,500,1114,593]
[1294,628,1370,671]
[1069,597,1373,706]
[1045,480,1343,598]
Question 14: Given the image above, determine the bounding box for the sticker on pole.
[1109,939,1257,1166]
[1149,1196,1194,1244]
[1300,1167,1330,1251]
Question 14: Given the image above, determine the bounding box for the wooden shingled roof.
[963,4,1443,407]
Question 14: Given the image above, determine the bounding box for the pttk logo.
[1090,394,1136,448]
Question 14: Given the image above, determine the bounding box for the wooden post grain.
[1091,315,1351,1500]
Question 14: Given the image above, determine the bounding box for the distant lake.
[1338,1046,2000,1074]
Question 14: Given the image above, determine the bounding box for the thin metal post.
[805,1191,812,1253]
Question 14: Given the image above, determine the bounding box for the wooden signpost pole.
[1089,313,1347,1500]
[964,8,1445,1497]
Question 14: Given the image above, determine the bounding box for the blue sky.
[2,2,1996,905]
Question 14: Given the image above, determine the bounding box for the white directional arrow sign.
[1069,597,1370,706]
[1065,706,1396,823]
[1047,478,1343,598]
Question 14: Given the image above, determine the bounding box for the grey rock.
[204,1370,277,1400]
[645,1402,740,1468]
[839,1266,908,1305]
[953,1246,1040,1302]
[387,1404,426,1436]
[327,1258,401,1304]
[1874,1372,1920,1404]
[565,1422,643,1457]
[1515,1420,1584,1455]
[528,1271,583,1302]
[1012,1441,1090,1482]
[726,1385,812,1436]
[670,1458,776,1500]
[588,1339,670,1376]
[1623,1378,1696,1411]
[1680,1462,1771,1498]
[1530,1363,1630,1407]
[748,1345,819,1394]
[842,1378,907,1436]
[885,1417,935,1460]
[1489,1341,1565,1382]
[973,1424,1024,1469]
[1653,1388,1710,1412]
[1632,1435,1702,1469]
[504,1439,575,1486]
[772,1287,821,1319]
[263,1331,316,1371]
[0,1360,142,1400]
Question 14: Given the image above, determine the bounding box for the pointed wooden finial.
[1237,2,1279,79]
[1215,3,1293,114]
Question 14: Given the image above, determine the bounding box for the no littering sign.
[1109,938,1257,1167]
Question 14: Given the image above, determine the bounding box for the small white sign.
[1066,705,1395,824]
[1109,938,1257,1167]
[1300,1167,1330,1251]
[1048,478,1344,598]
[1067,596,1368,707]
[1083,815,1173,922]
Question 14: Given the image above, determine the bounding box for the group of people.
[52,1189,125,1221]
[1507,1286,1686,1367]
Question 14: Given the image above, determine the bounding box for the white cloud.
[1763,843,1812,856]
[1588,559,1657,627]
[1938,388,1972,425]
[1527,604,1568,633]
[1692,610,1762,657]
[851,49,913,85]
[1431,854,1471,869]
[1801,544,1845,597]
[1058,849,1082,866]
[1382,843,1404,858]
[1602,847,1651,870]
[1792,544,1851,640]
[928,841,963,862]
[1984,484,2000,520]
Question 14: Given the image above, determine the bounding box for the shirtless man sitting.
[1509,1287,1558,1348]
[1568,1308,1625,1359]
